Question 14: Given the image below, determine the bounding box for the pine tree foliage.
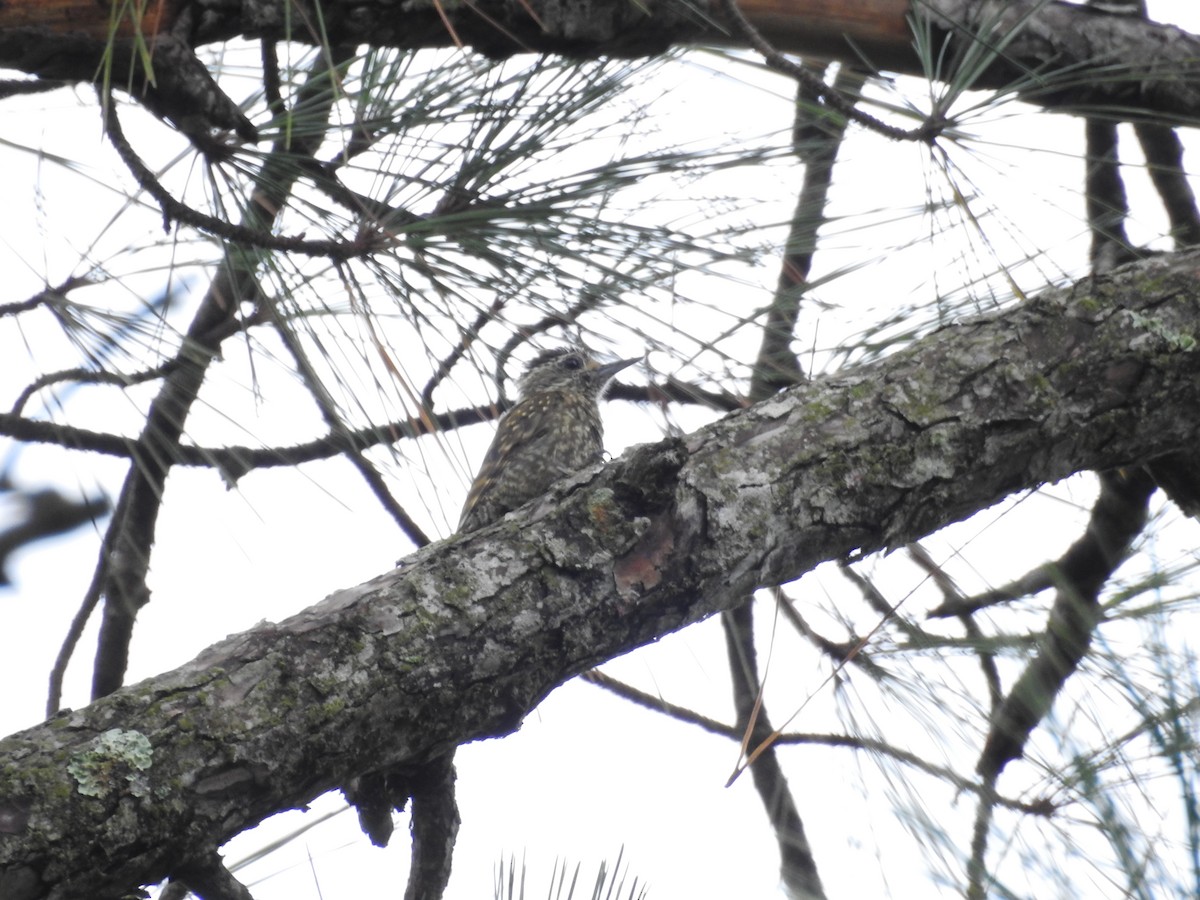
[2,3,1200,899]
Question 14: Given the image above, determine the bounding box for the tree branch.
[4,250,1200,898]
[0,384,731,479]
[723,601,826,899]
[714,61,858,899]
[84,50,352,704]
[101,92,384,259]
[975,468,1157,779]
[581,669,1053,815]
[6,1,1200,124]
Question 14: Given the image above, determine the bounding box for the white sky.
[2,3,1200,898]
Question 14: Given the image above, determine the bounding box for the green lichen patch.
[67,729,153,799]
[1125,309,1198,352]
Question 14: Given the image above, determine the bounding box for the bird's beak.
[592,357,639,381]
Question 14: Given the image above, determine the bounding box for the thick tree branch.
[4,251,1200,898]
[4,2,1200,128]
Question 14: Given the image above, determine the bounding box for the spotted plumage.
[458,348,637,534]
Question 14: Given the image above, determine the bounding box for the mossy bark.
[4,250,1200,898]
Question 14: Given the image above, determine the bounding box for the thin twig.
[76,51,356,706]
[717,0,944,143]
[774,586,888,680]
[581,670,1055,816]
[264,298,431,547]
[976,469,1156,779]
[100,88,384,259]
[0,380,735,469]
[722,601,826,899]
[11,308,257,416]
[420,297,507,409]
[907,543,1002,709]
[0,276,94,319]
[46,575,103,717]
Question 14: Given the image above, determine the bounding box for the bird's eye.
[562,355,583,370]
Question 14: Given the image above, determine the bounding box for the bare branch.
[0,276,94,319]
[85,48,356,704]
[775,587,888,680]
[9,2,1200,123]
[928,470,1155,621]
[0,488,110,586]
[100,89,385,260]
[1084,117,1138,274]
[1136,122,1200,247]
[171,852,257,900]
[722,601,826,899]
[581,670,1056,816]
[975,469,1157,779]
[264,300,431,547]
[719,0,941,143]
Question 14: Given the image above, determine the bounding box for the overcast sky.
[3,3,1200,897]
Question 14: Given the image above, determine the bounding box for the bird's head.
[516,348,637,400]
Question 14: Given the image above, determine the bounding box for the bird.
[348,348,635,854]
[458,347,638,534]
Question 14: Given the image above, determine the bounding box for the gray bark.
[4,249,1200,898]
